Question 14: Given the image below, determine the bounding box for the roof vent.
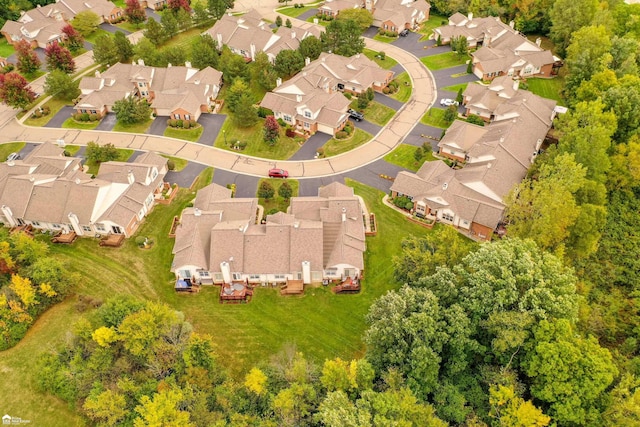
[442,182,448,190]
[194,208,201,216]
[75,178,81,184]
[487,163,492,169]
[294,221,299,228]
[30,176,35,182]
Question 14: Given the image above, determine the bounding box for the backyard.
[418,13,448,40]
[525,77,565,105]
[0,173,449,426]
[257,178,300,214]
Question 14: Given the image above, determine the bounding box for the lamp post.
[223,129,227,145]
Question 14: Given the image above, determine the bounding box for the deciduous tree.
[62,24,84,53]
[274,49,304,78]
[112,96,152,124]
[489,384,550,427]
[263,115,280,145]
[161,11,178,39]
[321,19,365,57]
[134,388,194,427]
[549,0,599,56]
[190,34,219,70]
[114,31,135,63]
[226,78,251,113]
[44,69,80,100]
[298,35,322,61]
[71,10,101,37]
[258,181,275,199]
[83,389,128,426]
[125,0,146,26]
[144,17,166,46]
[251,51,277,90]
[0,72,36,110]
[15,40,41,75]
[168,0,190,12]
[44,42,75,73]
[207,0,234,20]
[92,34,119,67]
[86,142,119,163]
[336,8,373,31]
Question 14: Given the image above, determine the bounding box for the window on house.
[214,273,223,281]
[304,122,310,129]
[304,111,311,118]
[442,212,454,221]
[185,114,191,120]
[325,268,338,276]
[111,225,123,234]
[283,114,292,122]
[232,273,242,280]
[180,270,192,279]
[52,223,61,229]
[90,110,96,114]
[174,114,180,119]
[31,221,40,227]
[95,223,106,231]
[82,225,92,232]
[138,82,145,87]
[344,268,355,278]
[249,274,261,281]
[274,274,286,280]
[141,91,148,96]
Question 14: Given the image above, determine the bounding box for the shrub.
[32,110,42,118]
[383,87,390,94]
[190,120,198,127]
[277,118,287,127]
[336,130,347,139]
[182,120,190,129]
[170,119,178,127]
[176,119,183,128]
[285,128,296,137]
[167,159,176,170]
[74,113,82,121]
[89,114,99,121]
[344,92,352,99]
[267,208,279,215]
[80,113,90,121]
[166,119,172,126]
[42,105,50,114]
[379,51,386,60]
[393,195,411,209]
[135,236,146,246]
[405,201,414,210]
[344,124,353,134]
[316,147,324,157]
[257,106,272,118]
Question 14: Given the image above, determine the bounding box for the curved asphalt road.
[0,22,436,180]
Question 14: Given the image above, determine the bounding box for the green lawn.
[61,144,82,155]
[417,13,448,39]
[0,39,15,57]
[525,77,565,105]
[0,142,26,161]
[160,154,189,172]
[23,98,71,127]
[0,167,451,425]
[420,51,469,70]
[61,117,100,130]
[214,119,303,160]
[351,100,395,126]
[113,118,153,133]
[363,48,398,70]
[164,125,204,142]
[322,128,372,157]
[384,143,435,172]
[277,5,317,17]
[116,20,145,33]
[421,107,453,129]
[85,28,111,44]
[389,72,411,103]
[441,82,469,93]
[257,178,300,214]
[307,16,330,26]
[23,70,45,82]
[85,148,135,175]
[373,33,398,43]
[160,27,204,52]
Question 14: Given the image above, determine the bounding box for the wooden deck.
[280,279,304,295]
[10,224,33,236]
[175,278,201,293]
[333,276,361,294]
[99,233,125,247]
[220,280,253,303]
[51,231,77,244]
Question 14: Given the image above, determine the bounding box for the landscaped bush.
[344,124,353,134]
[277,118,287,127]
[379,51,386,60]
[383,87,390,94]
[336,130,348,139]
[316,147,325,157]
[182,120,190,129]
[285,128,296,137]
[393,195,412,209]
[344,92,353,99]
[190,120,197,127]
[176,119,183,128]
[167,159,176,170]
[80,113,90,121]
[89,114,99,121]
[405,201,414,210]
[32,110,42,118]
[257,106,272,118]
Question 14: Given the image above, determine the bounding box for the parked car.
[268,168,289,178]
[348,109,364,121]
[6,152,20,161]
[399,29,410,37]
[440,98,459,107]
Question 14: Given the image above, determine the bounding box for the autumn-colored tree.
[263,115,280,145]
[489,384,550,426]
[15,40,41,75]
[0,72,36,110]
[278,181,293,200]
[83,389,128,426]
[134,388,194,427]
[61,24,84,53]
[257,181,275,200]
[245,367,268,395]
[125,0,146,25]
[168,0,191,12]
[10,275,37,308]
[45,42,75,73]
[92,326,120,347]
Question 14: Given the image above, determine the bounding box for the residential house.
[1,0,122,49]
[390,80,556,241]
[171,181,366,287]
[203,9,322,63]
[317,0,362,18]
[434,13,561,80]
[0,142,168,238]
[76,61,223,121]
[137,0,167,10]
[260,52,392,135]
[320,0,429,31]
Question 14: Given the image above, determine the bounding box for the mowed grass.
[441,82,469,93]
[0,172,443,424]
[351,100,395,126]
[61,117,100,130]
[84,28,111,44]
[525,77,565,105]
[160,154,189,171]
[384,143,435,172]
[276,5,317,17]
[363,48,399,70]
[23,98,71,127]
[113,118,153,133]
[0,142,26,160]
[421,107,453,128]
[257,178,299,214]
[164,125,204,142]
[421,51,469,70]
[418,13,448,39]
[0,38,15,57]
[214,119,303,160]
[390,72,411,103]
[372,33,397,43]
[321,128,372,157]
[85,148,135,175]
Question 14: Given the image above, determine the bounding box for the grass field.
[384,143,436,172]
[418,13,448,40]
[61,145,82,155]
[0,39,15,57]
[214,119,303,160]
[421,108,453,128]
[160,27,204,52]
[373,33,397,43]
[363,49,398,70]
[61,117,100,130]
[525,77,565,105]
[160,154,188,171]
[0,171,446,426]
[23,99,70,127]
[164,125,204,142]
[276,5,317,17]
[0,142,26,161]
[441,82,469,93]
[351,100,395,126]
[321,128,372,157]
[420,52,469,70]
[390,72,411,103]
[257,178,300,214]
[84,28,111,44]
[113,118,153,133]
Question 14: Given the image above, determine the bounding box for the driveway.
[44,106,75,128]
[95,113,117,131]
[354,118,381,136]
[390,63,405,75]
[166,161,208,188]
[288,132,331,160]
[363,26,378,38]
[374,92,403,110]
[147,116,169,136]
[212,169,259,197]
[196,114,227,146]
[391,32,434,56]
[403,123,442,151]
[99,23,131,35]
[17,142,41,159]
[431,64,479,88]
[145,8,161,22]
[297,9,318,21]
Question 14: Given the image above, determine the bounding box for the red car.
[268,168,289,178]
